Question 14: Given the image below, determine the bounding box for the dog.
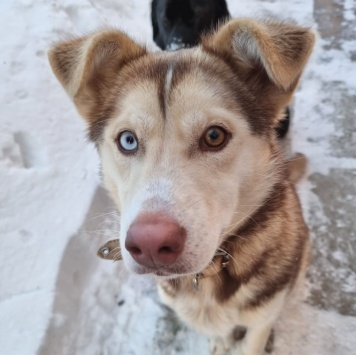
[151,0,230,50]
[48,18,314,355]
[151,0,290,140]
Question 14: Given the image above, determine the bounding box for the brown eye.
[117,131,138,154]
[200,126,230,151]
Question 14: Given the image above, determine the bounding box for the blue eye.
[117,131,138,154]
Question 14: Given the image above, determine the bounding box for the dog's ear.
[48,30,146,122]
[151,0,162,48]
[214,0,230,21]
[202,18,315,92]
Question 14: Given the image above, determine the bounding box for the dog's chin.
[130,265,192,279]
[128,258,213,279]
[130,265,204,279]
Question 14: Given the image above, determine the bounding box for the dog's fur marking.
[164,65,174,115]
[48,18,315,355]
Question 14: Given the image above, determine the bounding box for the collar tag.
[222,254,230,268]
[192,250,230,291]
[97,239,122,261]
[192,275,200,291]
[192,273,204,291]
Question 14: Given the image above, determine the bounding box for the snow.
[0,0,355,355]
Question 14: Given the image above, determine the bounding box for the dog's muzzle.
[98,237,231,291]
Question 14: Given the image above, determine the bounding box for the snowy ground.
[0,0,355,354]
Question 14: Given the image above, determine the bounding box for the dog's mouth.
[97,239,230,280]
[128,250,230,281]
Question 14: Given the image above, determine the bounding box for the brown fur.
[48,31,147,141]
[48,18,315,355]
[161,175,309,305]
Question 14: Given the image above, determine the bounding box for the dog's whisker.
[110,246,121,253]
[88,229,120,233]
[85,231,119,237]
[220,208,260,239]
[220,188,289,237]
[183,199,202,210]
[96,219,121,228]
[217,247,238,267]
[87,211,120,222]
[111,250,122,262]
[220,218,246,238]
[210,261,222,283]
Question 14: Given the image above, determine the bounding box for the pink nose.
[125,214,186,268]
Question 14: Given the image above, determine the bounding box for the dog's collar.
[98,239,122,260]
[97,239,230,291]
[192,250,230,291]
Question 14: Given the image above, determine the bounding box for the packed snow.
[0,0,355,354]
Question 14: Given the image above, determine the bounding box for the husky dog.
[48,18,314,354]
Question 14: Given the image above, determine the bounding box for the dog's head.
[48,19,314,278]
[151,0,230,50]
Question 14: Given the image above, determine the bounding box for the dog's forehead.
[118,50,240,121]
[92,49,256,143]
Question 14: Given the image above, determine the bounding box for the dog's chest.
[158,279,241,337]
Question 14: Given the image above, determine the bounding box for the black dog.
[151,0,290,139]
[151,0,230,50]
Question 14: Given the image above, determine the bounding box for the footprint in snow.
[0,131,48,169]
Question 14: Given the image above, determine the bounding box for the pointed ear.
[202,18,315,91]
[48,30,146,123]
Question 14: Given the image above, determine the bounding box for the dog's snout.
[125,214,186,268]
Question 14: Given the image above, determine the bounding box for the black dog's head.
[151,0,230,50]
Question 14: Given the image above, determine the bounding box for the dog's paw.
[210,337,230,355]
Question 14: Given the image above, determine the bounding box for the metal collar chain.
[192,250,230,291]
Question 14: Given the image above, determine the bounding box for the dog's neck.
[191,176,288,291]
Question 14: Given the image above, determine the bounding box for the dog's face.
[98,53,274,276]
[48,19,314,278]
[151,0,230,50]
